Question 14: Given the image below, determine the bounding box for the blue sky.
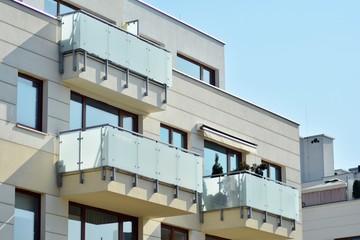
[142,0,360,170]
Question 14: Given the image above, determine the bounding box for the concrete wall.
[303,200,360,240]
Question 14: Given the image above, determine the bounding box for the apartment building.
[301,135,360,240]
[0,0,302,239]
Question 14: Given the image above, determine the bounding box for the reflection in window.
[68,203,137,240]
[161,224,188,240]
[204,141,242,176]
[176,54,215,86]
[20,0,77,16]
[14,190,40,240]
[160,124,187,149]
[70,92,138,132]
[17,74,42,131]
[262,161,282,181]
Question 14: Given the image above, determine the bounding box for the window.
[20,0,77,16]
[176,54,215,86]
[204,141,243,176]
[160,124,187,149]
[14,190,40,240]
[70,92,138,132]
[262,161,282,181]
[17,74,43,131]
[68,203,138,240]
[161,224,188,240]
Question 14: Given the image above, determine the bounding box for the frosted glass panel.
[177,151,197,191]
[137,137,157,179]
[59,132,80,171]
[157,143,177,185]
[81,128,103,169]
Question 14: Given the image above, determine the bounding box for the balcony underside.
[202,209,296,240]
[59,168,197,218]
[61,52,167,113]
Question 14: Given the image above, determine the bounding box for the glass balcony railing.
[58,125,202,193]
[60,11,172,86]
[202,172,299,221]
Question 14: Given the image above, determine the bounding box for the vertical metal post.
[174,185,179,198]
[72,50,77,71]
[144,77,149,96]
[133,173,138,187]
[154,179,159,193]
[163,84,167,104]
[125,68,129,88]
[104,59,108,80]
[81,51,87,72]
[220,209,224,221]
[193,191,198,204]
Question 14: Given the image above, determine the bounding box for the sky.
[142,0,360,170]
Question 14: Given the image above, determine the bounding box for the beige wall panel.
[47,115,69,135]
[0,2,58,42]
[0,203,14,225]
[0,223,14,240]
[44,213,68,236]
[0,63,17,86]
[44,195,68,217]
[48,82,70,105]
[0,139,58,195]
[0,121,56,153]
[48,98,69,123]
[0,183,15,205]
[0,82,17,107]
[44,232,67,240]
[142,218,161,239]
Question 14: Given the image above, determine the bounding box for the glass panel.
[59,2,75,15]
[122,115,135,131]
[204,141,226,176]
[174,229,187,240]
[70,93,82,129]
[176,56,200,79]
[203,68,212,85]
[173,130,185,148]
[229,152,239,172]
[68,205,81,240]
[263,167,268,178]
[161,227,171,240]
[14,192,39,240]
[85,209,118,240]
[160,126,170,144]
[86,99,118,127]
[17,76,41,130]
[123,221,133,240]
[44,0,57,16]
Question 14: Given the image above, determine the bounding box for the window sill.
[16,123,48,136]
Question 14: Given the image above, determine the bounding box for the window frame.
[68,202,138,240]
[161,224,188,240]
[17,73,43,132]
[47,0,78,16]
[70,92,138,132]
[262,160,282,181]
[204,140,244,176]
[15,189,41,240]
[176,54,216,86]
[160,124,187,149]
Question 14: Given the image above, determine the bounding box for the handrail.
[59,124,201,157]
[203,170,297,190]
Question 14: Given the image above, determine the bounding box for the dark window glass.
[204,141,243,176]
[68,203,137,240]
[14,190,40,240]
[70,92,138,132]
[262,161,282,181]
[17,74,42,131]
[161,225,188,240]
[44,0,77,16]
[160,125,187,149]
[176,54,215,86]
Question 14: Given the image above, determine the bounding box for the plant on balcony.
[239,161,250,171]
[353,180,360,199]
[211,153,223,175]
[250,163,267,176]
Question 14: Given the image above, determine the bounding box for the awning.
[199,124,257,154]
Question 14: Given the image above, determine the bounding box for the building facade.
[0,0,302,239]
[301,135,360,240]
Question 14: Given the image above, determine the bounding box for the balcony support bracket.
[263,211,268,223]
[174,185,179,198]
[154,179,159,193]
[220,209,224,221]
[133,173,138,187]
[101,166,106,181]
[72,50,77,71]
[80,170,84,184]
[110,167,115,181]
[125,68,129,88]
[278,216,282,227]
[104,59,109,80]
[163,84,167,104]
[248,207,252,219]
[292,219,296,231]
[193,191,198,204]
[59,50,64,74]
[145,77,149,96]
[240,206,244,218]
[81,51,87,72]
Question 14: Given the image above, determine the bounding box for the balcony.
[201,172,299,239]
[57,125,202,218]
[60,11,172,113]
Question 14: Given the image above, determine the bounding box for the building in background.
[0,0,301,239]
[301,135,360,240]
